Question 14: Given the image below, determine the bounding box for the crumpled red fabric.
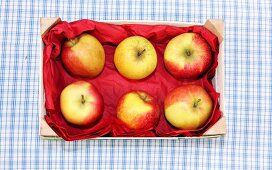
[42,19,221,140]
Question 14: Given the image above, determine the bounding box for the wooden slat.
[40,17,61,37]
[204,116,226,136]
[204,19,224,43]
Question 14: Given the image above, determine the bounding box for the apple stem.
[193,98,201,108]
[142,95,147,101]
[81,95,86,104]
[138,92,151,102]
[185,50,191,56]
[137,49,146,57]
[68,39,77,46]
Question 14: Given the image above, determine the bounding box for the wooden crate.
[39,17,226,139]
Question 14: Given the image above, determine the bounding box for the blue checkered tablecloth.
[0,0,271,169]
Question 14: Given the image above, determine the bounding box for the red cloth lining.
[42,19,221,141]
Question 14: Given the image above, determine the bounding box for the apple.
[61,33,105,78]
[164,33,212,79]
[164,85,213,130]
[114,36,157,80]
[116,91,160,129]
[60,81,103,126]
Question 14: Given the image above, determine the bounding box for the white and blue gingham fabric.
[0,0,271,169]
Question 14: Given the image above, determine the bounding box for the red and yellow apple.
[114,36,157,80]
[61,33,105,78]
[164,33,212,79]
[60,81,103,126]
[164,85,213,130]
[116,91,160,129]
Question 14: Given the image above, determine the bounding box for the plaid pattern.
[0,0,271,169]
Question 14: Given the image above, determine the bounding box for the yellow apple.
[164,85,213,130]
[116,91,160,129]
[61,33,105,78]
[60,81,103,126]
[114,36,157,80]
[164,33,212,79]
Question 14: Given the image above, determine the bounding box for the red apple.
[60,81,103,126]
[61,33,105,78]
[164,85,213,130]
[164,33,212,79]
[116,91,160,130]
